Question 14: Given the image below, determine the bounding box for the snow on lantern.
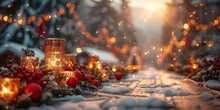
[88,55,99,69]
[64,54,76,67]
[20,48,39,71]
[45,38,65,72]
[0,78,20,105]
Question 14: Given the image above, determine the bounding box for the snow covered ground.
[28,68,219,110]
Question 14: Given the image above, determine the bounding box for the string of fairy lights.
[158,2,220,65]
[0,2,117,45]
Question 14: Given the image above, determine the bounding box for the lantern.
[20,56,39,71]
[88,55,99,69]
[95,61,103,70]
[111,65,117,72]
[64,54,76,67]
[45,38,65,72]
[0,78,20,105]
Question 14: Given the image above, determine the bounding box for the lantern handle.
[21,48,35,56]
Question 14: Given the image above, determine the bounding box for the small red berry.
[74,71,82,80]
[92,80,99,88]
[115,72,122,80]
[25,73,31,79]
[16,66,23,72]
[27,77,34,84]
[17,73,24,79]
[42,69,48,75]
[63,66,73,71]
[87,75,94,82]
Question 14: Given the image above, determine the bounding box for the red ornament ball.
[115,72,122,80]
[74,71,83,80]
[24,83,42,102]
[63,66,73,71]
[87,75,94,82]
[92,80,99,88]
[66,77,78,87]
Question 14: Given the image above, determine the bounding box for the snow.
[78,47,119,64]
[144,87,189,96]
[205,80,220,91]
[117,97,171,109]
[28,96,171,110]
[100,86,131,94]
[52,95,85,102]
[198,92,214,100]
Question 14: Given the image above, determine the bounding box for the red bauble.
[87,75,94,82]
[24,83,42,102]
[66,77,78,87]
[63,66,73,71]
[92,80,99,88]
[74,71,82,80]
[115,72,122,80]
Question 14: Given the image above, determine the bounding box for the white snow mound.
[205,80,220,91]
[100,86,131,94]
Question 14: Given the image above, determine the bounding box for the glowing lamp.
[111,65,117,72]
[88,55,99,69]
[95,61,103,70]
[0,78,20,105]
[45,38,65,72]
[20,56,39,72]
[64,54,76,67]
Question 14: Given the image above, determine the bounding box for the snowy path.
[28,68,220,110]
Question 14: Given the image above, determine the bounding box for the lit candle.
[0,78,20,105]
[111,65,117,72]
[64,54,76,67]
[99,70,109,81]
[88,55,99,69]
[20,56,39,71]
[45,38,65,72]
[95,61,103,70]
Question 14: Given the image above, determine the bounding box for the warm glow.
[192,64,198,70]
[18,18,23,25]
[3,16,8,21]
[0,78,20,104]
[76,47,82,53]
[183,23,189,30]
[110,37,116,43]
